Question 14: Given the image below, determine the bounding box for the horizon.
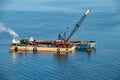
[0,0,119,13]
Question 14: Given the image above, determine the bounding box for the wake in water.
[0,23,19,38]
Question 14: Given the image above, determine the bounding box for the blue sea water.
[0,0,120,80]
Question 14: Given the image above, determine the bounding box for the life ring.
[14,47,18,52]
[33,48,37,53]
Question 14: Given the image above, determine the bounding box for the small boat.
[76,41,96,49]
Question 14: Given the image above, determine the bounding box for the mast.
[65,9,91,42]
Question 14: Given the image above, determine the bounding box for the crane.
[65,9,91,42]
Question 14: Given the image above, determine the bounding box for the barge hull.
[10,46,76,53]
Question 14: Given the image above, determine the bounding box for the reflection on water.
[54,53,68,62]
[76,48,96,55]
[75,48,97,61]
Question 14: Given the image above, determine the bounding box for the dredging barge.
[10,9,96,53]
[10,39,76,53]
